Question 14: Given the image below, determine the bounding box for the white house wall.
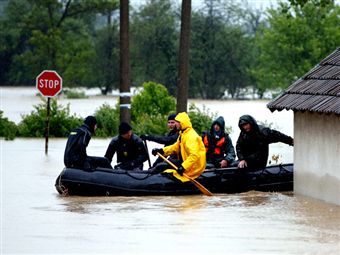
[294,111,340,205]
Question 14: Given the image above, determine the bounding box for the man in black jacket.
[105,122,148,170]
[140,113,179,166]
[64,116,112,170]
[236,114,294,170]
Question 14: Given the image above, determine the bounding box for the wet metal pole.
[45,97,51,155]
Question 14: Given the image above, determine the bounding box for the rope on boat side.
[125,170,153,180]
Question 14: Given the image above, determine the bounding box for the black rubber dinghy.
[55,164,293,196]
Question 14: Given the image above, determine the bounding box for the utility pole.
[177,0,191,113]
[119,0,131,123]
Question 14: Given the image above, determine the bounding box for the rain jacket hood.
[210,116,225,134]
[210,116,225,130]
[238,115,259,132]
[175,112,192,130]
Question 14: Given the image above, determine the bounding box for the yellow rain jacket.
[163,112,206,182]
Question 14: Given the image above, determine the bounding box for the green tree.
[130,0,178,94]
[131,81,176,117]
[131,81,176,135]
[0,0,118,86]
[253,0,340,92]
[94,103,119,137]
[17,98,82,137]
[190,0,256,99]
[92,12,120,94]
[0,111,17,140]
[188,104,216,135]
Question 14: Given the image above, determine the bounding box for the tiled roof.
[267,47,340,115]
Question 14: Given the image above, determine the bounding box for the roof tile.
[268,48,340,115]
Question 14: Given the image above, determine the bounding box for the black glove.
[177,166,185,176]
[140,134,149,140]
[152,148,164,156]
[289,139,294,146]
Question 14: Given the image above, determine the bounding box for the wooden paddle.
[157,152,213,196]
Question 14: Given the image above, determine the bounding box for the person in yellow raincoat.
[152,112,206,182]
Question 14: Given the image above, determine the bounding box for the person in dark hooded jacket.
[64,116,112,170]
[236,115,294,170]
[104,122,148,170]
[202,116,236,168]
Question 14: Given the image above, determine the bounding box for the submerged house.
[267,47,340,205]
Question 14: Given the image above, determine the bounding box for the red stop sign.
[36,70,63,97]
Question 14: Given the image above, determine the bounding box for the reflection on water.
[45,190,340,255]
[2,88,340,254]
[57,192,298,218]
[58,195,210,214]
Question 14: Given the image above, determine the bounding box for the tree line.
[0,0,339,99]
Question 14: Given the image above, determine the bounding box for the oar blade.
[184,173,213,196]
[157,152,213,196]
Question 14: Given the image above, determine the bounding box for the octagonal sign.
[36,70,63,97]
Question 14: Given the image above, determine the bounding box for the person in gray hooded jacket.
[236,114,294,170]
[202,116,236,168]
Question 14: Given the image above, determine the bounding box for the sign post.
[36,70,63,155]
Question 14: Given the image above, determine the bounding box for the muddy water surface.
[1,87,339,254]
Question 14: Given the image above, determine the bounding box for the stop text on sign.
[38,79,60,89]
[36,70,63,97]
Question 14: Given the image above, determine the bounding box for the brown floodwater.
[1,87,339,254]
[2,139,340,254]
